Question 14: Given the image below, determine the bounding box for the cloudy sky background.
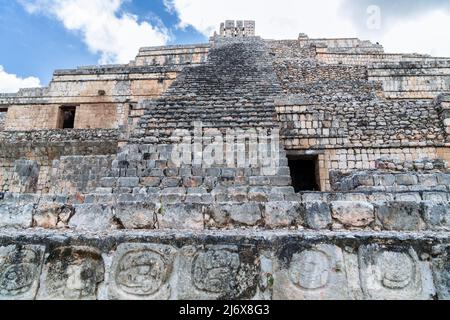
[0,0,449,92]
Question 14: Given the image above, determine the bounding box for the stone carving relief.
[289,250,331,290]
[359,245,435,300]
[39,247,104,300]
[178,245,259,300]
[273,244,350,300]
[0,245,45,300]
[108,243,176,300]
[192,248,241,294]
[430,245,450,300]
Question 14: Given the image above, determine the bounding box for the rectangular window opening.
[288,155,321,192]
[59,106,77,129]
[0,108,7,113]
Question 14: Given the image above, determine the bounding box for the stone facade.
[219,20,255,38]
[0,22,450,300]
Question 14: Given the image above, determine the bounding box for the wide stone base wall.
[0,229,448,300]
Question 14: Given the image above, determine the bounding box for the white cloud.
[377,10,450,57]
[20,0,170,64]
[165,0,450,57]
[0,66,41,94]
[164,0,356,39]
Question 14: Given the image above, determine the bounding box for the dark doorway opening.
[288,156,320,192]
[59,106,76,129]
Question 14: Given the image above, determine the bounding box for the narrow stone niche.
[58,106,77,129]
[287,155,321,192]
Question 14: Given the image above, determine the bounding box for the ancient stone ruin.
[0,20,450,300]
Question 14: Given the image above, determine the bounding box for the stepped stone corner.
[1,21,450,300]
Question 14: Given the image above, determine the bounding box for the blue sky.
[0,0,206,87]
[1,0,450,93]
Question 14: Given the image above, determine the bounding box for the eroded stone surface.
[0,245,44,300]
[432,245,450,300]
[115,202,158,229]
[375,202,426,231]
[0,230,446,300]
[273,244,350,300]
[331,201,375,228]
[0,203,34,229]
[359,245,435,300]
[39,247,105,300]
[303,202,332,230]
[69,204,114,231]
[158,204,204,230]
[107,243,176,300]
[422,202,450,231]
[264,202,302,229]
[177,245,260,300]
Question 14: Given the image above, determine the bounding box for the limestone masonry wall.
[0,130,118,193]
[0,45,207,131]
[1,25,450,300]
[0,110,6,131]
[133,44,209,66]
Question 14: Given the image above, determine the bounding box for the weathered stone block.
[158,204,204,230]
[264,202,302,228]
[422,192,448,202]
[33,203,74,229]
[205,203,263,228]
[273,244,351,300]
[38,247,104,300]
[100,177,116,188]
[331,201,374,228]
[396,174,419,186]
[375,202,426,231]
[177,245,260,300]
[227,187,248,202]
[303,202,332,230]
[69,204,114,231]
[115,202,158,229]
[228,203,263,226]
[418,174,438,187]
[0,202,34,229]
[140,177,161,187]
[422,202,450,231]
[161,177,181,188]
[436,173,450,186]
[395,193,421,202]
[118,177,139,188]
[0,245,45,300]
[248,187,269,202]
[368,193,395,202]
[11,159,40,193]
[353,174,374,187]
[106,243,177,300]
[373,174,395,187]
[301,192,325,202]
[183,176,203,188]
[359,245,435,300]
[431,245,450,300]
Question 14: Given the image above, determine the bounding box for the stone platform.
[0,229,448,300]
[1,21,450,300]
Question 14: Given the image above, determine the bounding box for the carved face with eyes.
[115,250,167,296]
[44,247,104,300]
[0,247,42,298]
[192,249,241,294]
[289,250,331,290]
[376,251,414,289]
